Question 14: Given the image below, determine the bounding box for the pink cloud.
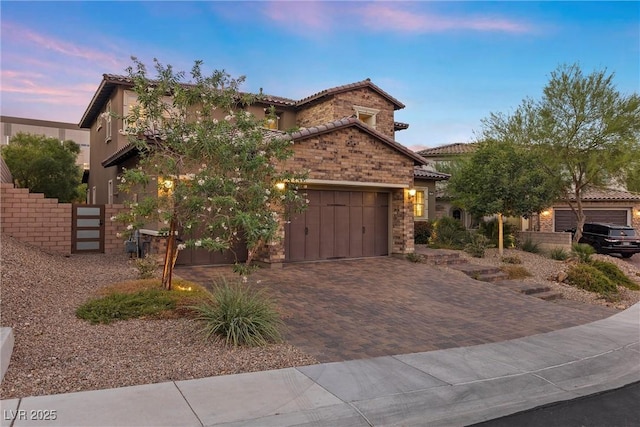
[3,22,122,67]
[359,4,532,34]
[262,1,332,32]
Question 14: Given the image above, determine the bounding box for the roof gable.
[290,117,426,166]
[295,79,405,110]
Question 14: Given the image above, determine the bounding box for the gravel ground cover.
[0,234,317,399]
[2,234,639,400]
[456,248,640,310]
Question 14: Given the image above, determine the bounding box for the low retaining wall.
[518,231,572,251]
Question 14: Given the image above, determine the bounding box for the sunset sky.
[1,1,638,150]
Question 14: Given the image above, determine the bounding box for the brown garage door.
[554,209,629,232]
[286,190,389,261]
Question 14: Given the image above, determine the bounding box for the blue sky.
[1,1,638,150]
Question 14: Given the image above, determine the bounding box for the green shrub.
[519,238,541,254]
[572,243,595,263]
[76,289,176,324]
[430,216,470,249]
[501,265,532,279]
[549,247,570,261]
[478,218,517,248]
[464,234,489,258]
[414,220,434,244]
[134,255,158,279]
[232,262,259,276]
[192,280,283,346]
[406,252,422,263]
[590,260,640,290]
[501,255,522,264]
[566,263,618,296]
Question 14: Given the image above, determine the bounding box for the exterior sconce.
[275,182,286,191]
[408,188,416,197]
[634,209,640,217]
[163,180,174,190]
[541,209,551,217]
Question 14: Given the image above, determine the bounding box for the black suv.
[578,222,640,258]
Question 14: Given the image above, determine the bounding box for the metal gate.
[72,204,105,253]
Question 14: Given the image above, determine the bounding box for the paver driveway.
[176,257,617,363]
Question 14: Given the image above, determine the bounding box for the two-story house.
[79,76,447,265]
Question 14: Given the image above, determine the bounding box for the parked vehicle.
[578,222,640,258]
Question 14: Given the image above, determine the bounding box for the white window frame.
[353,105,379,128]
[414,189,428,219]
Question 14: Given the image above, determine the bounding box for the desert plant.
[519,238,541,254]
[134,255,159,279]
[478,218,517,248]
[192,280,283,346]
[549,247,570,261]
[565,263,618,296]
[464,233,489,258]
[501,255,522,264]
[572,243,595,263]
[414,220,434,244]
[76,289,176,324]
[430,216,470,249]
[406,252,422,263]
[590,260,640,290]
[500,265,532,279]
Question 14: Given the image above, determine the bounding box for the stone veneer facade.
[266,126,416,264]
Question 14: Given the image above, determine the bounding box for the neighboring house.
[416,142,477,228]
[540,189,640,232]
[417,142,640,232]
[1,115,90,171]
[79,75,442,265]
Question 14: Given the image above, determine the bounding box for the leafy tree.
[115,59,307,290]
[1,132,84,202]
[481,64,640,241]
[448,139,559,255]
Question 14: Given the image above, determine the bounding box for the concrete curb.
[0,327,14,383]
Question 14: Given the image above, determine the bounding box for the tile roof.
[417,142,477,157]
[295,79,406,110]
[570,188,640,201]
[413,166,450,181]
[289,117,427,166]
[394,121,409,131]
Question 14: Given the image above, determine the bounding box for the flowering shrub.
[113,59,308,289]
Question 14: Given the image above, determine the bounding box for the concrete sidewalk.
[2,303,638,427]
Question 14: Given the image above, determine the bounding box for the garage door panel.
[286,211,306,261]
[350,206,364,258]
[363,206,376,256]
[305,206,321,260]
[335,206,350,258]
[320,205,335,259]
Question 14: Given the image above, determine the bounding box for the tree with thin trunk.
[481,64,640,241]
[115,59,307,289]
[447,139,559,255]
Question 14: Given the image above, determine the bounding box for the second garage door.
[554,209,629,232]
[286,190,389,261]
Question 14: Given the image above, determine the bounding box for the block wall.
[1,183,72,255]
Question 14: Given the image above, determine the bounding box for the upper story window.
[105,101,112,143]
[265,114,281,130]
[354,105,379,129]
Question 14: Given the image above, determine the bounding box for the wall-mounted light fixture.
[275,182,286,191]
[541,209,552,217]
[634,208,640,217]
[408,188,416,197]
[163,180,174,190]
